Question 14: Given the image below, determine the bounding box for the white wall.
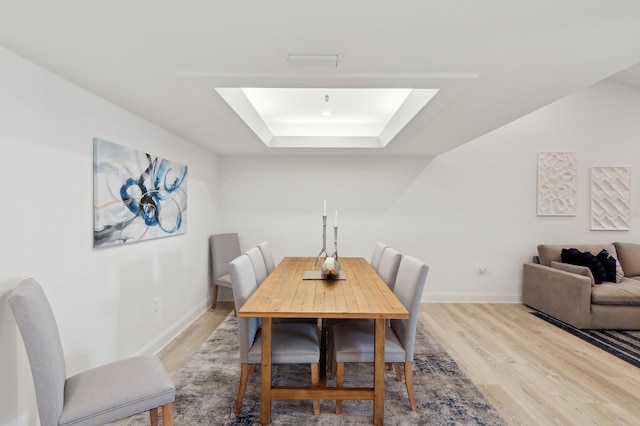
[0,48,218,425]
[2,42,640,426]
[219,79,640,303]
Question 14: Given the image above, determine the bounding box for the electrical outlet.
[153,298,160,313]
[476,264,487,276]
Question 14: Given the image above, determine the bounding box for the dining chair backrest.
[257,241,276,274]
[8,278,66,426]
[229,254,261,364]
[370,242,388,273]
[390,255,429,361]
[245,246,268,285]
[377,247,402,291]
[211,233,241,281]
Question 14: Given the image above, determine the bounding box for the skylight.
[215,87,439,149]
[241,88,412,137]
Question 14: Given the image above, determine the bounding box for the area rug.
[532,311,640,368]
[129,315,507,425]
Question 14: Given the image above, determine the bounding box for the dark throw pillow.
[561,247,607,284]
[596,249,617,283]
[578,251,607,284]
[561,248,582,265]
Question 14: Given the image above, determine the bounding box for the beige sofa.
[523,242,640,329]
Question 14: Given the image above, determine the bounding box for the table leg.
[320,318,327,387]
[261,317,272,424]
[374,318,385,425]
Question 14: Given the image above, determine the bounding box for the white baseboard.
[136,300,209,356]
[423,293,522,303]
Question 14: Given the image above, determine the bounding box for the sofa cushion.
[591,278,640,305]
[550,261,594,286]
[617,265,626,282]
[538,244,618,267]
[613,242,640,277]
[595,249,623,283]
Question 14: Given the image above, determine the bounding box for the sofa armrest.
[523,262,592,328]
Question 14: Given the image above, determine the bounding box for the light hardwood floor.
[155,301,234,377]
[422,303,640,425]
[121,302,640,425]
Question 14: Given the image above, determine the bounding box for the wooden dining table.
[238,256,409,425]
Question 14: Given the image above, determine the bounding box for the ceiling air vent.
[287,52,341,69]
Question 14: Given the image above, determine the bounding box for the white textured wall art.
[537,152,577,216]
[591,166,631,231]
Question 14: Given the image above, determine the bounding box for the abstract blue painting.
[93,138,188,247]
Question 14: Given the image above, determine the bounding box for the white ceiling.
[1,1,640,156]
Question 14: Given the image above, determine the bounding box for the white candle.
[323,200,327,216]
[334,210,338,227]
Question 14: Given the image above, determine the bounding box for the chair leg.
[393,363,402,381]
[163,403,174,426]
[330,340,338,380]
[212,284,219,309]
[404,362,417,410]
[327,331,334,379]
[335,362,344,414]
[235,363,250,414]
[150,407,158,426]
[311,363,320,415]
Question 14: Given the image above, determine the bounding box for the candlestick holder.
[321,226,341,278]
[331,226,339,263]
[316,215,329,266]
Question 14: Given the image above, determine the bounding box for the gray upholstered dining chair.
[331,255,429,413]
[257,240,276,274]
[327,246,400,372]
[228,254,321,415]
[377,247,402,291]
[370,242,388,273]
[245,246,268,286]
[8,278,175,426]
[210,233,241,310]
